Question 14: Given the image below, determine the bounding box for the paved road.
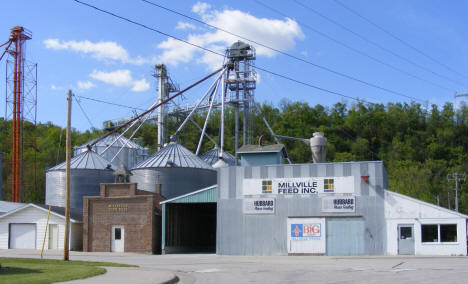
[1,250,468,283]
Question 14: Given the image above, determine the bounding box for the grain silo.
[130,142,216,199]
[74,133,149,169]
[200,147,237,166]
[45,150,114,209]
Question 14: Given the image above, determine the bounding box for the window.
[115,228,121,240]
[400,227,412,239]
[421,225,438,242]
[421,224,457,243]
[440,224,457,242]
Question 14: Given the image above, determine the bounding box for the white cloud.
[43,39,145,65]
[176,21,198,30]
[131,78,150,92]
[77,80,95,90]
[89,69,150,92]
[156,3,304,70]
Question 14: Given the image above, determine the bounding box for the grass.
[0,257,137,284]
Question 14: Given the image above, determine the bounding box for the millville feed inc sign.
[243,177,355,195]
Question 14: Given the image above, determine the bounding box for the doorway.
[111,225,124,252]
[398,224,414,255]
[48,224,59,249]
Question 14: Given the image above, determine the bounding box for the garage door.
[10,224,36,249]
[326,218,364,256]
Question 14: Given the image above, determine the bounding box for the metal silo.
[130,142,217,199]
[46,150,115,209]
[74,133,149,169]
[200,147,237,166]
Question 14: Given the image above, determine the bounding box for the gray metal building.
[216,161,387,255]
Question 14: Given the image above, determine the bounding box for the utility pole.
[447,172,466,212]
[63,90,72,261]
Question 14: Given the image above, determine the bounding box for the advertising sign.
[287,218,326,254]
[243,177,354,195]
[243,198,275,214]
[321,196,356,213]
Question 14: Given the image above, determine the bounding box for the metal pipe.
[196,76,221,155]
[172,68,225,139]
[220,70,226,156]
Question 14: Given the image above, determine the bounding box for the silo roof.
[200,147,236,166]
[47,150,114,171]
[75,133,147,150]
[133,142,212,170]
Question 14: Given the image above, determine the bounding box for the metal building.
[45,150,115,209]
[200,147,237,167]
[130,142,217,199]
[74,133,149,169]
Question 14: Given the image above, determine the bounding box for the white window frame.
[421,224,458,244]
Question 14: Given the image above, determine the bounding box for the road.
[1,250,468,283]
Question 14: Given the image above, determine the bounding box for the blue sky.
[1,0,467,131]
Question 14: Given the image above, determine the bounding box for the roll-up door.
[326,218,364,255]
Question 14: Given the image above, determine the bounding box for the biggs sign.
[243,177,354,195]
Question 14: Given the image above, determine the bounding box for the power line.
[141,0,428,102]
[73,94,96,129]
[333,0,468,81]
[247,0,453,93]
[291,0,468,88]
[72,0,426,108]
[74,95,146,111]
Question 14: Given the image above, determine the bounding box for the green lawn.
[0,257,137,284]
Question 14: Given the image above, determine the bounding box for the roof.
[133,142,213,170]
[385,190,468,219]
[0,201,25,215]
[0,203,82,222]
[47,150,115,171]
[161,185,217,204]
[75,133,147,150]
[200,147,237,166]
[237,144,285,154]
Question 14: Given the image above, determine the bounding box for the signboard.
[243,198,275,214]
[287,218,326,254]
[321,196,356,213]
[243,177,354,195]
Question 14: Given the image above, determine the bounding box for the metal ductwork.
[309,132,327,163]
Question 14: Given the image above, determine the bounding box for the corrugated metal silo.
[200,147,237,166]
[130,142,217,199]
[74,133,149,169]
[46,150,115,209]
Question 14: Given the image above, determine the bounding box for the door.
[9,224,36,249]
[48,224,59,249]
[326,218,365,256]
[111,225,124,252]
[287,218,326,254]
[398,224,414,255]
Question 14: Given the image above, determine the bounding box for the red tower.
[3,26,37,202]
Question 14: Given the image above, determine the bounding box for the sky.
[0,0,467,131]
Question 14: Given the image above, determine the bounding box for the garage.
[9,224,36,249]
[161,185,217,254]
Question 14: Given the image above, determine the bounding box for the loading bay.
[1,250,467,283]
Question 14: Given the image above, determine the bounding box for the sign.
[287,218,326,254]
[243,198,275,214]
[321,196,356,212]
[243,177,354,195]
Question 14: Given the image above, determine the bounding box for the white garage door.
[10,224,36,249]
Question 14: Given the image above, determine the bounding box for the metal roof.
[74,133,147,150]
[200,147,237,166]
[0,201,25,215]
[47,150,114,171]
[160,185,217,204]
[237,144,285,154]
[133,142,213,170]
[0,203,82,222]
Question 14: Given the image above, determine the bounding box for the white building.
[385,190,467,255]
[0,204,82,250]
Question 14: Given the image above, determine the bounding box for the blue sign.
[291,224,303,238]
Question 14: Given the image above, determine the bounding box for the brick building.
[83,183,164,253]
